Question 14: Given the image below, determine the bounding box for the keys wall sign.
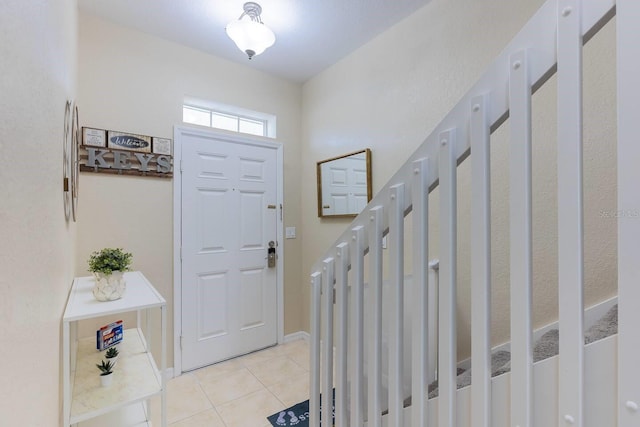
[80,127,173,178]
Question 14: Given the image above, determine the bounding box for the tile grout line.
[169,342,310,426]
[243,361,289,408]
[195,381,230,427]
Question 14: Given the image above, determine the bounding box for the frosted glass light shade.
[226,18,275,59]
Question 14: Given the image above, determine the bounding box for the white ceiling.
[78,0,432,83]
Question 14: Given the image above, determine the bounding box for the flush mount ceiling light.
[226,2,276,60]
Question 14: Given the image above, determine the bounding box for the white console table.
[62,271,166,426]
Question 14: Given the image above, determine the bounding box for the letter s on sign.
[156,155,171,173]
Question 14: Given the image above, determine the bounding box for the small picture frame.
[107,131,152,153]
[152,137,173,155]
[82,127,106,147]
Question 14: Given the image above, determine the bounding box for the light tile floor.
[154,339,310,427]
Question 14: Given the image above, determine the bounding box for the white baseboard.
[164,367,175,379]
[283,331,310,343]
[169,333,310,379]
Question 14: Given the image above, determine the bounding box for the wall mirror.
[317,149,372,218]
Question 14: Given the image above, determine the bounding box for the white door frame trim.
[172,125,285,376]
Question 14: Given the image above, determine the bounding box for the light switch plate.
[285,227,296,239]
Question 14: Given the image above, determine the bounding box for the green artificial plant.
[96,359,115,376]
[105,347,119,359]
[88,248,133,275]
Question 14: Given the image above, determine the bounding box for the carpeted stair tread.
[428,350,512,398]
[427,304,618,398]
[584,304,617,344]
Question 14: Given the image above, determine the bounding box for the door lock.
[267,240,277,268]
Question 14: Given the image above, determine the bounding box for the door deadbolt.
[267,240,276,268]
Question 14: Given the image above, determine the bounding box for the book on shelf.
[97,320,123,351]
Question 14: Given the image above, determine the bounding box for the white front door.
[179,128,279,371]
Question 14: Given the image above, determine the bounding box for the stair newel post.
[617,1,640,425]
[557,1,585,426]
[438,128,458,427]
[322,258,335,427]
[509,49,534,427]
[470,93,492,427]
[368,205,384,427]
[335,242,350,427]
[389,183,405,427]
[350,226,366,427]
[411,158,430,427]
[310,272,322,427]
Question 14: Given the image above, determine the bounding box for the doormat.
[267,390,335,427]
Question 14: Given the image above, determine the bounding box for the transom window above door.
[182,98,276,138]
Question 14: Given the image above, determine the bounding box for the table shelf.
[63,272,166,427]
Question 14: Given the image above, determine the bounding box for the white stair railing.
[616,1,640,426]
[309,0,640,426]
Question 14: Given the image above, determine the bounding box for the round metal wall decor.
[63,100,79,222]
[71,103,79,222]
[63,100,72,221]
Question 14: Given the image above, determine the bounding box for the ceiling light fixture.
[225,2,276,60]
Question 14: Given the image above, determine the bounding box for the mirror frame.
[316,148,372,218]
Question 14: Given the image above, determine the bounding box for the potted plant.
[96,359,115,387]
[88,248,132,301]
[105,346,119,364]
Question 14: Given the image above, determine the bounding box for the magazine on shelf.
[96,320,123,351]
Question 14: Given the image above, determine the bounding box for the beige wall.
[301,0,618,358]
[77,13,303,368]
[0,0,78,424]
[0,3,621,424]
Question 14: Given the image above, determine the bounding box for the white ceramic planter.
[92,271,126,301]
[100,372,113,387]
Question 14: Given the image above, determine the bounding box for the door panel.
[197,272,228,339]
[197,189,228,252]
[240,192,265,247]
[181,131,278,371]
[240,268,265,329]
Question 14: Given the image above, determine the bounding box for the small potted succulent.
[96,359,115,387]
[88,248,133,301]
[105,346,119,364]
